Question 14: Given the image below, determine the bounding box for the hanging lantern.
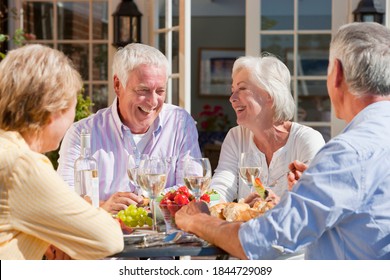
[112,0,142,48]
[353,0,385,24]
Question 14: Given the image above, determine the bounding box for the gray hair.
[232,54,295,122]
[329,22,390,97]
[112,43,169,88]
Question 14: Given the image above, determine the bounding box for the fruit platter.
[116,204,153,232]
[115,186,220,233]
[158,186,219,233]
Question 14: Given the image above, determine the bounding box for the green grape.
[129,208,137,217]
[146,217,153,226]
[138,219,145,227]
[124,207,132,216]
[121,204,151,228]
[128,204,137,211]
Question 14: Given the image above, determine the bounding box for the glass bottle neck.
[80,146,92,158]
[80,133,91,158]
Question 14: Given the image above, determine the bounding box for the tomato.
[200,193,210,203]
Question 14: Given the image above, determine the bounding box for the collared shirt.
[57,98,202,200]
[211,122,325,201]
[239,101,390,259]
[0,130,123,260]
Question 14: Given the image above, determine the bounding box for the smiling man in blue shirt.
[175,22,390,260]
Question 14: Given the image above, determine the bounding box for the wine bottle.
[74,129,99,208]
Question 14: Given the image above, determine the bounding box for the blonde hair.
[0,44,83,135]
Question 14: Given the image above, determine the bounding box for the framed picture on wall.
[198,48,245,97]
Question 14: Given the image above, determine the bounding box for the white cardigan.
[210,122,326,202]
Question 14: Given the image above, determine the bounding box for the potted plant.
[46,92,94,169]
[196,104,231,150]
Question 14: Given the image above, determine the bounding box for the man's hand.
[175,201,210,232]
[287,160,308,191]
[100,192,144,214]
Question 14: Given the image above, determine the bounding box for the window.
[19,0,109,112]
[149,0,191,112]
[247,0,332,141]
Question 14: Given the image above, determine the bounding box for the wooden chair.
[203,143,222,172]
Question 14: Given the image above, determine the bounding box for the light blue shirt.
[239,101,390,259]
[58,98,202,200]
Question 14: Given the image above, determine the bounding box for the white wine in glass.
[239,152,262,192]
[183,157,212,201]
[137,157,167,231]
[127,154,148,195]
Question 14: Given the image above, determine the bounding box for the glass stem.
[150,198,157,231]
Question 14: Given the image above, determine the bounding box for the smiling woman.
[209,54,325,202]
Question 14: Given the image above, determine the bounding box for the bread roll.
[210,202,228,219]
[222,202,250,222]
[209,200,274,222]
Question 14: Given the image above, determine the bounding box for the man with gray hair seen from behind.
[175,22,390,260]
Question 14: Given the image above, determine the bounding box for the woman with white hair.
[0,44,123,259]
[211,54,325,202]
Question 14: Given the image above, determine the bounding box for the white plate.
[123,233,147,244]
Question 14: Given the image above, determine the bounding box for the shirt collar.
[344,100,390,133]
[111,97,163,139]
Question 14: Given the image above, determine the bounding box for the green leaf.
[0,34,8,42]
[75,91,94,122]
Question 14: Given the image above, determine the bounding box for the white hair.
[232,54,295,122]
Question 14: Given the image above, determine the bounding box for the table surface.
[111,232,228,259]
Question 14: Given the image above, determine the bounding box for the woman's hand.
[244,189,280,207]
[287,160,308,191]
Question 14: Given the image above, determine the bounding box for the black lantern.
[112,0,142,48]
[353,0,385,24]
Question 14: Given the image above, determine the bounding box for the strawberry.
[177,186,191,197]
[167,203,178,216]
[200,193,210,203]
[174,194,190,205]
[166,190,176,201]
[159,197,171,208]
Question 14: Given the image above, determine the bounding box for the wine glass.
[183,157,212,201]
[127,154,148,195]
[239,152,262,192]
[137,157,167,231]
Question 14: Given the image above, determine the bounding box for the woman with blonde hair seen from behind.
[0,44,123,260]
